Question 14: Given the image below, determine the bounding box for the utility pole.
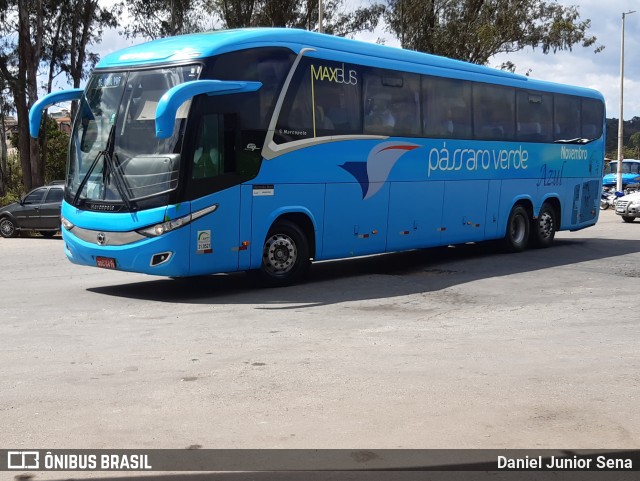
[617,10,635,192]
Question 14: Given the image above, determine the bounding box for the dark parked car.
[0,183,64,238]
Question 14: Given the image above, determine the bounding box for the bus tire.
[257,220,310,287]
[503,205,530,252]
[530,202,556,248]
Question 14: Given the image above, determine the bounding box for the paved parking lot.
[1,209,639,458]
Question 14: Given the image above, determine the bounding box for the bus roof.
[97,28,603,99]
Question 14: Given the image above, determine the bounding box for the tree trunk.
[0,108,7,197]
[18,0,45,189]
[17,0,33,191]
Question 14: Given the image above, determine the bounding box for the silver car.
[614,191,640,223]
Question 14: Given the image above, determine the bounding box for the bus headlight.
[61,216,74,230]
[136,204,218,238]
[137,214,191,237]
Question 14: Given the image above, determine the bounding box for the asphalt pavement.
[1,209,639,477]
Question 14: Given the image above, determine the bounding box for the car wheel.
[0,217,17,238]
[503,205,530,252]
[256,220,310,287]
[621,215,636,223]
[530,203,557,248]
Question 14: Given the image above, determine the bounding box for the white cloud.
[488,0,640,119]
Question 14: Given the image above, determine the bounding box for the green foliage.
[44,117,68,183]
[8,116,68,184]
[123,0,209,38]
[210,0,384,37]
[122,0,384,41]
[605,117,640,159]
[629,132,640,158]
[0,150,24,206]
[384,0,601,65]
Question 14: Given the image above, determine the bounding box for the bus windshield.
[607,161,640,174]
[68,65,201,209]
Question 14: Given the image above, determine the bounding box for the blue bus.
[602,159,640,187]
[29,28,605,286]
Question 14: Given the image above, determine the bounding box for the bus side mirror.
[29,89,83,138]
[155,80,261,139]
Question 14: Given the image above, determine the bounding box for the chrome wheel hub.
[1,219,15,237]
[263,234,297,274]
[538,212,554,239]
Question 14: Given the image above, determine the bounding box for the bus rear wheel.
[503,205,530,252]
[530,203,556,248]
[257,220,310,287]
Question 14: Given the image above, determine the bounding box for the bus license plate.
[96,256,116,269]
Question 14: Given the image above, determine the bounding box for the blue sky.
[88,0,640,120]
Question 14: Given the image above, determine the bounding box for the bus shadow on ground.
[87,237,640,306]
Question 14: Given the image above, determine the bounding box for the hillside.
[605,117,640,158]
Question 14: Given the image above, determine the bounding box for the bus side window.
[516,91,553,142]
[474,84,515,141]
[581,98,604,139]
[423,76,472,139]
[554,94,581,141]
[192,114,223,180]
[275,58,361,143]
[363,69,419,137]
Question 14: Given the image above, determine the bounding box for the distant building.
[2,116,18,151]
[50,109,72,135]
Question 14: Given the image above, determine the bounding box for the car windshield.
[67,65,201,209]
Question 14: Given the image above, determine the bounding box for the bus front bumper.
[62,224,191,277]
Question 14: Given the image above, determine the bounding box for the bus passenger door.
[186,112,242,275]
[188,187,241,276]
[440,180,489,244]
[386,181,444,251]
[322,183,389,259]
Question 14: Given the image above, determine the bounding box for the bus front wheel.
[257,220,310,287]
[503,205,530,252]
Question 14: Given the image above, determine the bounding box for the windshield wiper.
[72,147,106,207]
[73,125,136,211]
[554,137,598,144]
[107,152,134,211]
[72,125,117,207]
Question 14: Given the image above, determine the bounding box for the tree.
[123,0,208,39]
[58,1,120,120]
[212,0,385,37]
[0,0,47,192]
[0,0,117,191]
[43,117,69,183]
[216,0,258,28]
[384,0,601,65]
[629,132,640,159]
[0,76,12,197]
